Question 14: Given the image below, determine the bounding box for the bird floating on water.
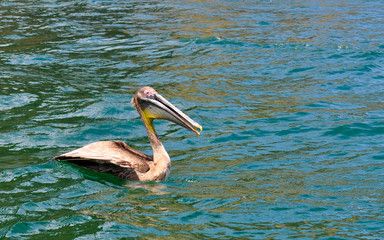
[54,86,202,181]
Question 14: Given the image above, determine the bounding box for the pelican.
[54,86,202,181]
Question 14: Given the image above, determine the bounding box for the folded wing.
[54,141,152,175]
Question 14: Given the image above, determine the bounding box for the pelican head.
[131,86,202,135]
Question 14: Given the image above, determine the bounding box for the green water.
[1,0,383,239]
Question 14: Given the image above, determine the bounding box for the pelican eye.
[144,90,156,99]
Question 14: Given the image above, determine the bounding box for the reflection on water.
[1,0,384,239]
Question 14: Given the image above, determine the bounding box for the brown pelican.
[54,86,202,181]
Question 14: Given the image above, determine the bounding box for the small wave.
[0,93,38,111]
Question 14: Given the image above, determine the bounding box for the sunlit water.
[1,0,383,239]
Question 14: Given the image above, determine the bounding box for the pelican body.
[54,86,202,181]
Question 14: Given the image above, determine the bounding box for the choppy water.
[1,0,384,239]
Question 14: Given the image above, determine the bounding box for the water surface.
[1,0,383,239]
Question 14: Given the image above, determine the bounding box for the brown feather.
[54,141,152,173]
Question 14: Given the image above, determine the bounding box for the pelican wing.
[54,141,152,173]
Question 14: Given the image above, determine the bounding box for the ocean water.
[0,0,383,239]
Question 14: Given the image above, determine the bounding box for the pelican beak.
[139,93,202,135]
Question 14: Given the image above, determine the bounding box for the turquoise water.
[1,0,383,239]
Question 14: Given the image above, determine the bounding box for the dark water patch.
[351,50,384,60]
[287,67,315,75]
[323,122,384,139]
